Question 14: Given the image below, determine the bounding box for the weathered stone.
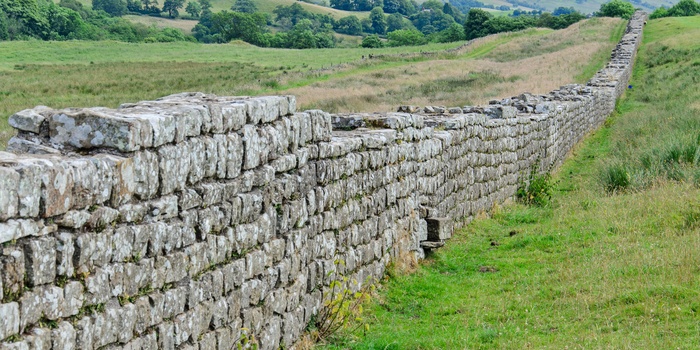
[0,167,19,221]
[0,302,20,340]
[51,321,76,350]
[49,109,150,152]
[426,217,453,241]
[8,109,46,134]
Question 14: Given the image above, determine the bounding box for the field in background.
[69,0,370,19]
[0,17,623,148]
[284,17,624,113]
[319,15,700,349]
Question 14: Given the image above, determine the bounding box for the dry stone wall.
[0,12,645,350]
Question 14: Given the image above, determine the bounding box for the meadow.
[318,15,700,349]
[0,17,622,148]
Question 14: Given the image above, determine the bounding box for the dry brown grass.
[124,15,198,33]
[284,18,623,112]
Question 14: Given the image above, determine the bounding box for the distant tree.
[92,0,128,16]
[361,33,383,47]
[597,0,635,19]
[198,0,211,10]
[436,22,465,42]
[231,0,257,13]
[162,0,185,17]
[210,10,268,44]
[185,1,201,16]
[421,0,442,11]
[552,6,576,16]
[386,28,425,45]
[370,7,387,34]
[335,15,362,35]
[668,0,700,16]
[463,8,491,39]
[386,12,404,32]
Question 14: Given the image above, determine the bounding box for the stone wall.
[0,12,645,350]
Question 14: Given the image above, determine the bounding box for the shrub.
[361,34,383,48]
[517,167,554,206]
[602,163,631,193]
[596,0,635,20]
[386,29,426,46]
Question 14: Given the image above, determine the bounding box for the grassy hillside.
[497,0,677,13]
[318,15,700,349]
[69,0,369,19]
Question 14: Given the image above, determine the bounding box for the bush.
[361,34,383,48]
[596,0,635,20]
[386,28,426,46]
[517,168,554,206]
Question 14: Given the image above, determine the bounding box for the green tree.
[668,0,700,16]
[436,22,465,42]
[162,0,185,17]
[335,15,362,35]
[231,0,257,13]
[198,0,210,9]
[210,10,267,44]
[369,6,386,34]
[185,1,201,17]
[597,0,635,19]
[386,12,404,32]
[361,33,383,47]
[463,8,491,40]
[386,28,425,46]
[92,0,127,16]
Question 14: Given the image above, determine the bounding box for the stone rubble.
[0,11,645,350]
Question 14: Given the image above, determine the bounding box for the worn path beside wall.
[0,12,645,350]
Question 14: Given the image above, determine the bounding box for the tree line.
[0,0,193,41]
[1,0,651,48]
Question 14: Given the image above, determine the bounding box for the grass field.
[317,15,700,350]
[283,17,624,113]
[0,17,622,148]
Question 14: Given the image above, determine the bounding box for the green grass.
[318,15,700,350]
[0,40,462,146]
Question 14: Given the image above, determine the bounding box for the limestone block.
[241,125,268,170]
[24,327,51,350]
[8,108,47,134]
[307,110,332,142]
[84,268,110,306]
[0,167,19,221]
[158,143,191,195]
[218,102,247,132]
[1,248,24,299]
[0,220,40,245]
[426,217,453,241]
[50,321,76,350]
[198,136,218,179]
[222,259,246,293]
[63,281,83,318]
[56,231,75,277]
[49,109,151,152]
[132,150,160,200]
[11,161,42,218]
[245,250,266,279]
[39,285,65,320]
[147,195,178,222]
[179,188,203,211]
[0,302,19,341]
[163,287,186,319]
[22,237,56,287]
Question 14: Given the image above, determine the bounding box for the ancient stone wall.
[0,12,645,350]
